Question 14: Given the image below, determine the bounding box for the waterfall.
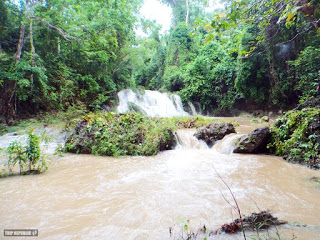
[175,129,244,154]
[188,102,197,115]
[175,129,208,150]
[213,134,244,155]
[117,89,189,117]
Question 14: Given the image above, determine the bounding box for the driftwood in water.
[216,211,287,235]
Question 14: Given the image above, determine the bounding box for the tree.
[204,0,320,108]
[0,0,143,122]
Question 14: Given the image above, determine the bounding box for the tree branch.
[32,16,78,42]
[281,19,319,45]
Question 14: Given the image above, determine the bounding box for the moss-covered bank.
[65,112,179,156]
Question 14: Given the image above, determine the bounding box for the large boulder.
[194,122,236,147]
[233,127,271,153]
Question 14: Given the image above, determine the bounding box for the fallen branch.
[215,211,287,235]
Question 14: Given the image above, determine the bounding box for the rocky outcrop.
[294,97,320,110]
[65,120,95,154]
[233,127,271,153]
[194,122,236,147]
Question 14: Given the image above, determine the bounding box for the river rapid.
[0,118,320,239]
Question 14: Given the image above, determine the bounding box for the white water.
[175,129,243,155]
[188,102,198,115]
[175,129,208,150]
[117,89,189,117]
[214,134,244,155]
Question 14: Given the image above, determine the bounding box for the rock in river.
[194,122,236,147]
[233,127,271,153]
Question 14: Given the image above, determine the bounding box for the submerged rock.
[194,122,236,147]
[233,127,271,153]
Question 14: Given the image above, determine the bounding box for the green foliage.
[268,108,320,168]
[290,47,320,99]
[160,0,206,26]
[64,112,240,157]
[166,23,194,67]
[199,0,320,109]
[180,41,239,114]
[6,141,27,173]
[1,0,320,119]
[2,129,50,176]
[235,53,269,105]
[0,0,143,119]
[0,0,8,36]
[65,112,177,157]
[163,65,185,91]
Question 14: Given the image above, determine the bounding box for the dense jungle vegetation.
[1,0,320,123]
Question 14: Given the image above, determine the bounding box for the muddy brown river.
[1,118,320,239]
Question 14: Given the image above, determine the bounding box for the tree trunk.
[57,37,61,55]
[3,23,25,124]
[15,24,25,64]
[30,19,35,92]
[185,0,189,26]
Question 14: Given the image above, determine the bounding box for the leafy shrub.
[65,112,177,157]
[180,41,239,114]
[268,108,320,168]
[1,129,50,176]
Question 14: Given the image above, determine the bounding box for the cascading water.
[188,102,198,115]
[175,129,244,155]
[117,89,189,117]
[175,129,208,150]
[213,133,244,155]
